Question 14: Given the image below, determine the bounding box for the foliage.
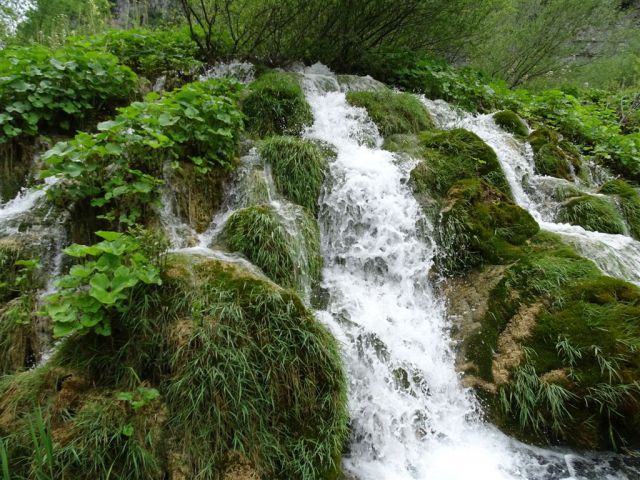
[556,194,626,235]
[42,79,243,226]
[77,28,203,80]
[44,231,162,337]
[345,89,433,136]
[221,204,322,294]
[243,72,312,137]
[0,44,138,142]
[259,136,330,216]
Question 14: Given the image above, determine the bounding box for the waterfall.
[301,66,637,479]
[423,99,640,285]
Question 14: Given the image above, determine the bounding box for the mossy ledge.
[0,253,348,479]
[345,89,433,137]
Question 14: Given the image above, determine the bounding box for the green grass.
[221,204,322,294]
[600,179,640,240]
[345,89,433,136]
[557,194,626,235]
[243,72,313,137]
[259,136,330,216]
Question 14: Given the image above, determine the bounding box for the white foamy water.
[423,99,640,285]
[301,67,636,479]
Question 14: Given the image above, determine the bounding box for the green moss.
[528,128,581,181]
[600,179,640,240]
[557,194,626,235]
[243,72,313,137]
[437,179,539,274]
[411,129,513,199]
[163,254,348,479]
[220,204,322,294]
[345,89,433,136]
[383,134,423,157]
[259,136,329,216]
[494,110,528,137]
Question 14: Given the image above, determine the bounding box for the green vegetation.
[221,205,322,294]
[382,134,423,157]
[599,179,640,240]
[44,231,162,337]
[411,129,512,198]
[494,110,528,137]
[243,72,313,137]
[0,44,138,142]
[42,79,243,225]
[556,194,626,235]
[528,128,582,180]
[259,136,330,216]
[345,89,433,136]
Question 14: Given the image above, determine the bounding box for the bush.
[220,204,322,294]
[0,45,138,142]
[259,136,330,216]
[243,72,312,137]
[42,79,244,226]
[494,110,528,137]
[345,89,433,136]
[556,194,626,235]
[78,28,203,80]
[410,128,512,198]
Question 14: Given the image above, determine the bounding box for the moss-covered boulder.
[410,129,512,199]
[0,254,348,479]
[556,194,626,235]
[600,179,640,240]
[243,72,313,137]
[462,233,640,450]
[528,128,582,181]
[259,136,331,216]
[345,89,433,137]
[437,179,539,273]
[494,110,528,137]
[220,204,322,295]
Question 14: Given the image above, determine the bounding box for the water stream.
[301,66,638,479]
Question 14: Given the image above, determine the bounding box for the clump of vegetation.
[556,194,626,235]
[494,110,528,137]
[221,204,322,294]
[528,128,582,180]
[243,72,312,137]
[42,79,243,226]
[411,129,512,198]
[599,179,640,240]
[259,136,330,216]
[345,89,433,136]
[80,28,202,81]
[0,44,138,142]
[437,179,539,273]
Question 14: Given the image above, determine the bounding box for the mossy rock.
[556,194,626,235]
[0,254,348,479]
[345,89,433,137]
[220,204,322,295]
[411,129,513,199]
[528,128,581,181]
[383,134,423,158]
[494,110,528,137]
[243,72,313,137]
[437,179,539,274]
[600,179,640,240]
[259,136,330,216]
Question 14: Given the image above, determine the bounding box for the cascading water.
[423,98,640,285]
[300,65,638,479]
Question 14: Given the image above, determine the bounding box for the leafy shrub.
[42,79,244,225]
[78,28,202,80]
[44,231,162,337]
[345,89,433,136]
[0,45,138,142]
[259,136,330,216]
[243,72,312,136]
